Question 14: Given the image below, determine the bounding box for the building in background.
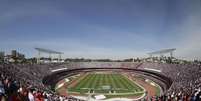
[11,50,17,57]
[4,50,25,63]
[0,51,5,63]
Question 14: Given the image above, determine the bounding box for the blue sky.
[0,0,201,60]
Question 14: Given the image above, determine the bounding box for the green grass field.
[67,73,144,96]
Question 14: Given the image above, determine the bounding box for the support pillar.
[59,54,62,62]
[160,54,164,57]
[170,52,173,58]
[37,51,41,64]
[49,53,52,63]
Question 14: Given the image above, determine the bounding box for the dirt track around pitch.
[56,73,87,96]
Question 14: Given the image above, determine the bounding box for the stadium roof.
[148,48,176,55]
[35,48,63,54]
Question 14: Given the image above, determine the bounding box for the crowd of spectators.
[0,63,84,101]
[140,62,201,101]
[0,61,201,101]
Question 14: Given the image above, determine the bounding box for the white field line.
[122,74,146,93]
[55,83,64,90]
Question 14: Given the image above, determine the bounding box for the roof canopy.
[35,48,63,54]
[148,48,176,55]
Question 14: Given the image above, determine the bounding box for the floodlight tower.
[35,48,64,63]
[148,48,176,58]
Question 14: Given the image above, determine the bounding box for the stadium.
[44,63,172,101]
[0,48,201,101]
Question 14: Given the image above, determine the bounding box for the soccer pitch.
[67,73,144,96]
